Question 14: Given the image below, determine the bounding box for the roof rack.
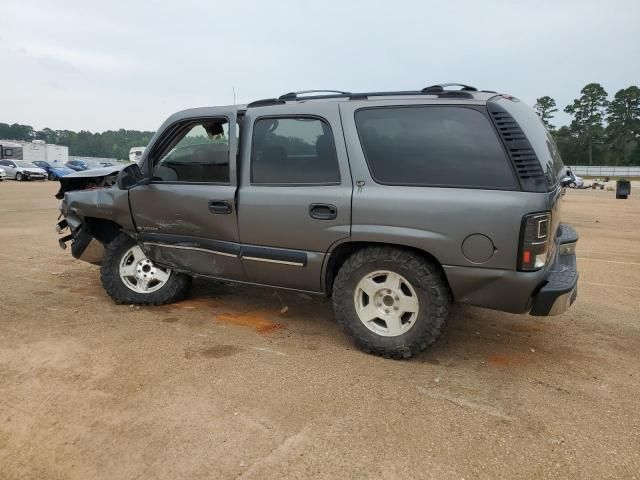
[246,84,481,108]
[279,90,351,100]
[422,83,478,92]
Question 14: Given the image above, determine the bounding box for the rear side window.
[251,117,340,184]
[355,106,517,189]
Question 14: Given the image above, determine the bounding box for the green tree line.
[0,124,155,161]
[535,83,640,166]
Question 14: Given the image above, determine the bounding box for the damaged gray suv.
[55,84,579,358]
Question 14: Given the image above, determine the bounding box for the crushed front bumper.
[56,217,105,265]
[530,224,579,316]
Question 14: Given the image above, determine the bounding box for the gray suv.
[55,84,579,358]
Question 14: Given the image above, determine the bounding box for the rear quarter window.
[493,97,565,190]
[355,106,517,189]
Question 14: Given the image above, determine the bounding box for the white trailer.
[45,143,69,164]
[21,140,47,163]
[129,147,146,163]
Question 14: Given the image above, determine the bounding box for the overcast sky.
[1,0,638,132]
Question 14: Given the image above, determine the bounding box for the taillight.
[518,212,551,271]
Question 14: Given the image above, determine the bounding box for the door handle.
[208,200,232,214]
[309,203,337,220]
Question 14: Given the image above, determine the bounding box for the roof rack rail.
[279,90,351,100]
[246,85,481,108]
[422,83,478,93]
[246,98,286,108]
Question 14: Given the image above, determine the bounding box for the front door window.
[152,120,230,184]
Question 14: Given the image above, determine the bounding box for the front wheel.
[100,233,191,305]
[332,247,450,359]
[568,182,576,188]
[15,172,24,181]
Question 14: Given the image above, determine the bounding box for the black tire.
[332,246,450,359]
[100,233,191,305]
[48,172,55,180]
[568,182,576,188]
[15,172,23,181]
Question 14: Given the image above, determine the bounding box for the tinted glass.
[355,106,517,188]
[496,98,565,190]
[153,120,230,183]
[251,117,340,184]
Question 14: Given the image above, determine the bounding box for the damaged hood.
[56,165,124,199]
[62,165,124,178]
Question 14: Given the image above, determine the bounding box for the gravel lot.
[0,181,638,479]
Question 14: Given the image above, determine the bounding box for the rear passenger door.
[237,103,352,291]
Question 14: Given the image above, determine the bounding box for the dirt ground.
[0,180,638,480]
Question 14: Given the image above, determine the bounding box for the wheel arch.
[83,217,125,245]
[322,241,451,297]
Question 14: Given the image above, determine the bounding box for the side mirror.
[116,164,145,190]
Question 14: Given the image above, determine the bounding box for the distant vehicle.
[65,160,91,172]
[129,147,145,163]
[0,167,6,181]
[562,168,584,188]
[100,162,115,167]
[0,159,47,181]
[33,161,75,180]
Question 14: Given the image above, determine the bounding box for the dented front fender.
[55,167,137,264]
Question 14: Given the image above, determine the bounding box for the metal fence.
[571,165,640,177]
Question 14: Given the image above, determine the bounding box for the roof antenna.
[232,86,237,107]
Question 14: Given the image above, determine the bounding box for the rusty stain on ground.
[487,354,512,366]
[216,310,286,333]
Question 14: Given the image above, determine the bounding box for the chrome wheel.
[353,270,419,337]
[118,245,171,293]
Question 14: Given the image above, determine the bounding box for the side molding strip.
[138,233,308,267]
[241,256,304,267]
[144,242,237,258]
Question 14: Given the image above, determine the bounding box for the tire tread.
[332,246,450,359]
[100,233,191,305]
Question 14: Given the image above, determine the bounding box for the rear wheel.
[48,172,55,180]
[332,246,450,359]
[101,233,191,305]
[568,181,576,188]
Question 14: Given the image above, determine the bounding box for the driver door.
[129,110,244,281]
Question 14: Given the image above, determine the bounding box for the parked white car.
[0,159,47,181]
[0,167,6,181]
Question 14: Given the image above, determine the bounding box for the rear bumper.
[529,224,578,316]
[444,223,579,315]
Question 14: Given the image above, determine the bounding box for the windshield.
[15,161,38,168]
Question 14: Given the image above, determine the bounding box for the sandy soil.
[0,181,638,479]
